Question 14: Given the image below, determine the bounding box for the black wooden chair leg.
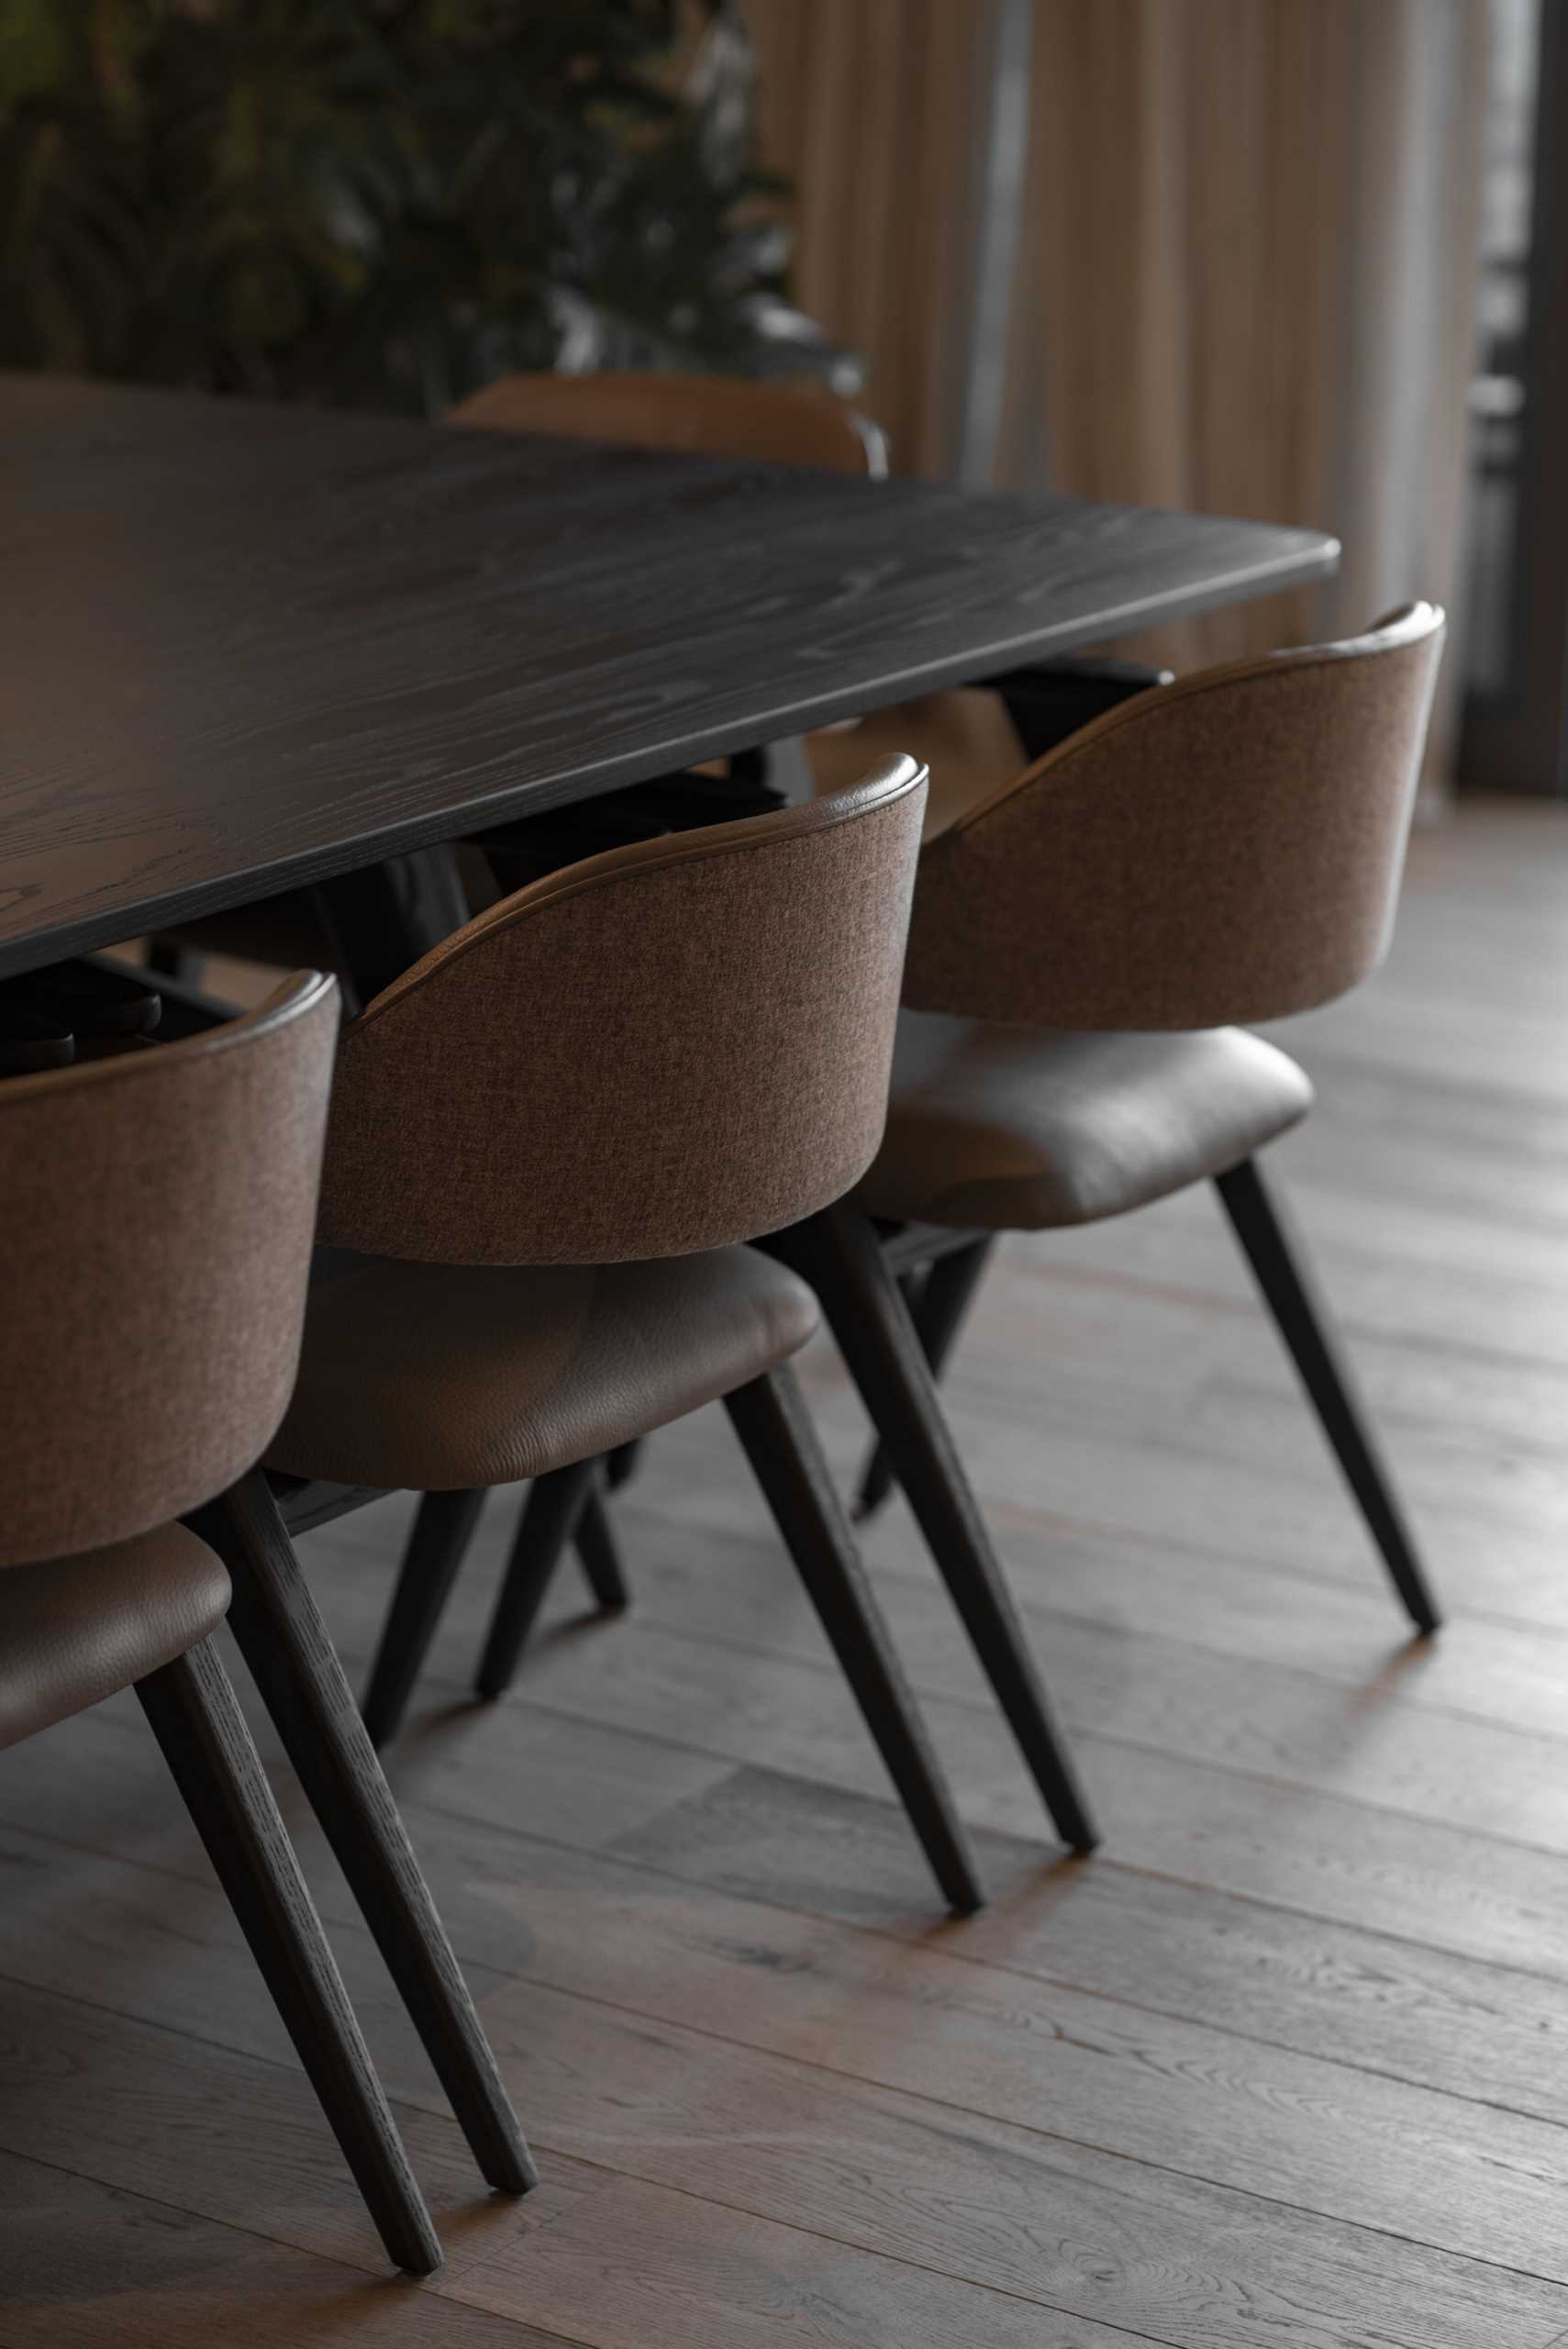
[362,1489,487,1749]
[767,1200,1097,1854]
[475,1458,601,1699]
[144,939,203,986]
[605,1440,644,1490]
[1214,1155,1441,1633]
[573,1482,630,1613]
[136,1638,442,2276]
[189,1473,537,2197]
[724,1365,985,1915]
[851,1269,923,1521]
[856,1238,997,1520]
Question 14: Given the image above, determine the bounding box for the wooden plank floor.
[5,798,1568,2347]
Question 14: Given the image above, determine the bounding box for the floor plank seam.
[21,1848,1568,2299]
[323,1485,1568,1664]
[511,2076,1568,2305]
[334,1625,1568,1883]
[26,1770,1568,2131]
[548,1505,1568,1743]
[30,1682,1568,2023]
[1004,1257,1568,1375]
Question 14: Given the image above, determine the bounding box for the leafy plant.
[0,0,848,411]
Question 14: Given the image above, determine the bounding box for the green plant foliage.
[0,0,837,410]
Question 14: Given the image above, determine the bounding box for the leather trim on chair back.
[0,974,339,1567]
[315,763,928,1265]
[449,371,888,476]
[901,604,1446,1030]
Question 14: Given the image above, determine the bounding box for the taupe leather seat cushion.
[0,1524,230,1753]
[806,691,1027,842]
[164,890,337,973]
[857,1012,1314,1231]
[266,1247,820,1494]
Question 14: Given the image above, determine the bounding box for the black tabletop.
[0,373,1338,977]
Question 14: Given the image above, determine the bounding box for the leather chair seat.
[806,690,1026,841]
[265,1246,820,1494]
[857,1012,1315,1231]
[0,1524,230,1753]
[162,890,337,973]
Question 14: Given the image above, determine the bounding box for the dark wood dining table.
[0,372,1338,982]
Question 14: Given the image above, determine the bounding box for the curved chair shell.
[316,764,927,1266]
[450,370,886,476]
[900,603,1445,1032]
[0,972,339,1566]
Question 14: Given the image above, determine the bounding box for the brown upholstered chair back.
[450,370,887,476]
[900,603,1445,1032]
[0,974,339,1568]
[316,763,928,1265]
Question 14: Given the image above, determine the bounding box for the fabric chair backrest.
[0,973,339,1566]
[450,370,887,475]
[900,604,1445,1030]
[316,766,927,1264]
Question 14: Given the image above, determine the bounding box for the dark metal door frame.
[1461,0,1568,795]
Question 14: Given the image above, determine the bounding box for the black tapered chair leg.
[136,1638,442,2275]
[144,940,202,987]
[476,1458,602,1699]
[851,1269,923,1520]
[856,1238,998,1520]
[605,1440,643,1490]
[725,1365,985,1914]
[1214,1155,1441,1633]
[573,1481,630,1613]
[767,1200,1097,1854]
[189,1473,537,2196]
[362,1488,488,1748]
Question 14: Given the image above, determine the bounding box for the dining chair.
[845,604,1449,1632]
[0,972,444,2275]
[439,378,1161,1839]
[137,370,923,1620]
[449,367,890,474]
[238,763,995,1917]
[496,607,1447,1827]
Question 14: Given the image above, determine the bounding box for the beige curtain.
[748,0,1492,770]
[747,1,1004,478]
